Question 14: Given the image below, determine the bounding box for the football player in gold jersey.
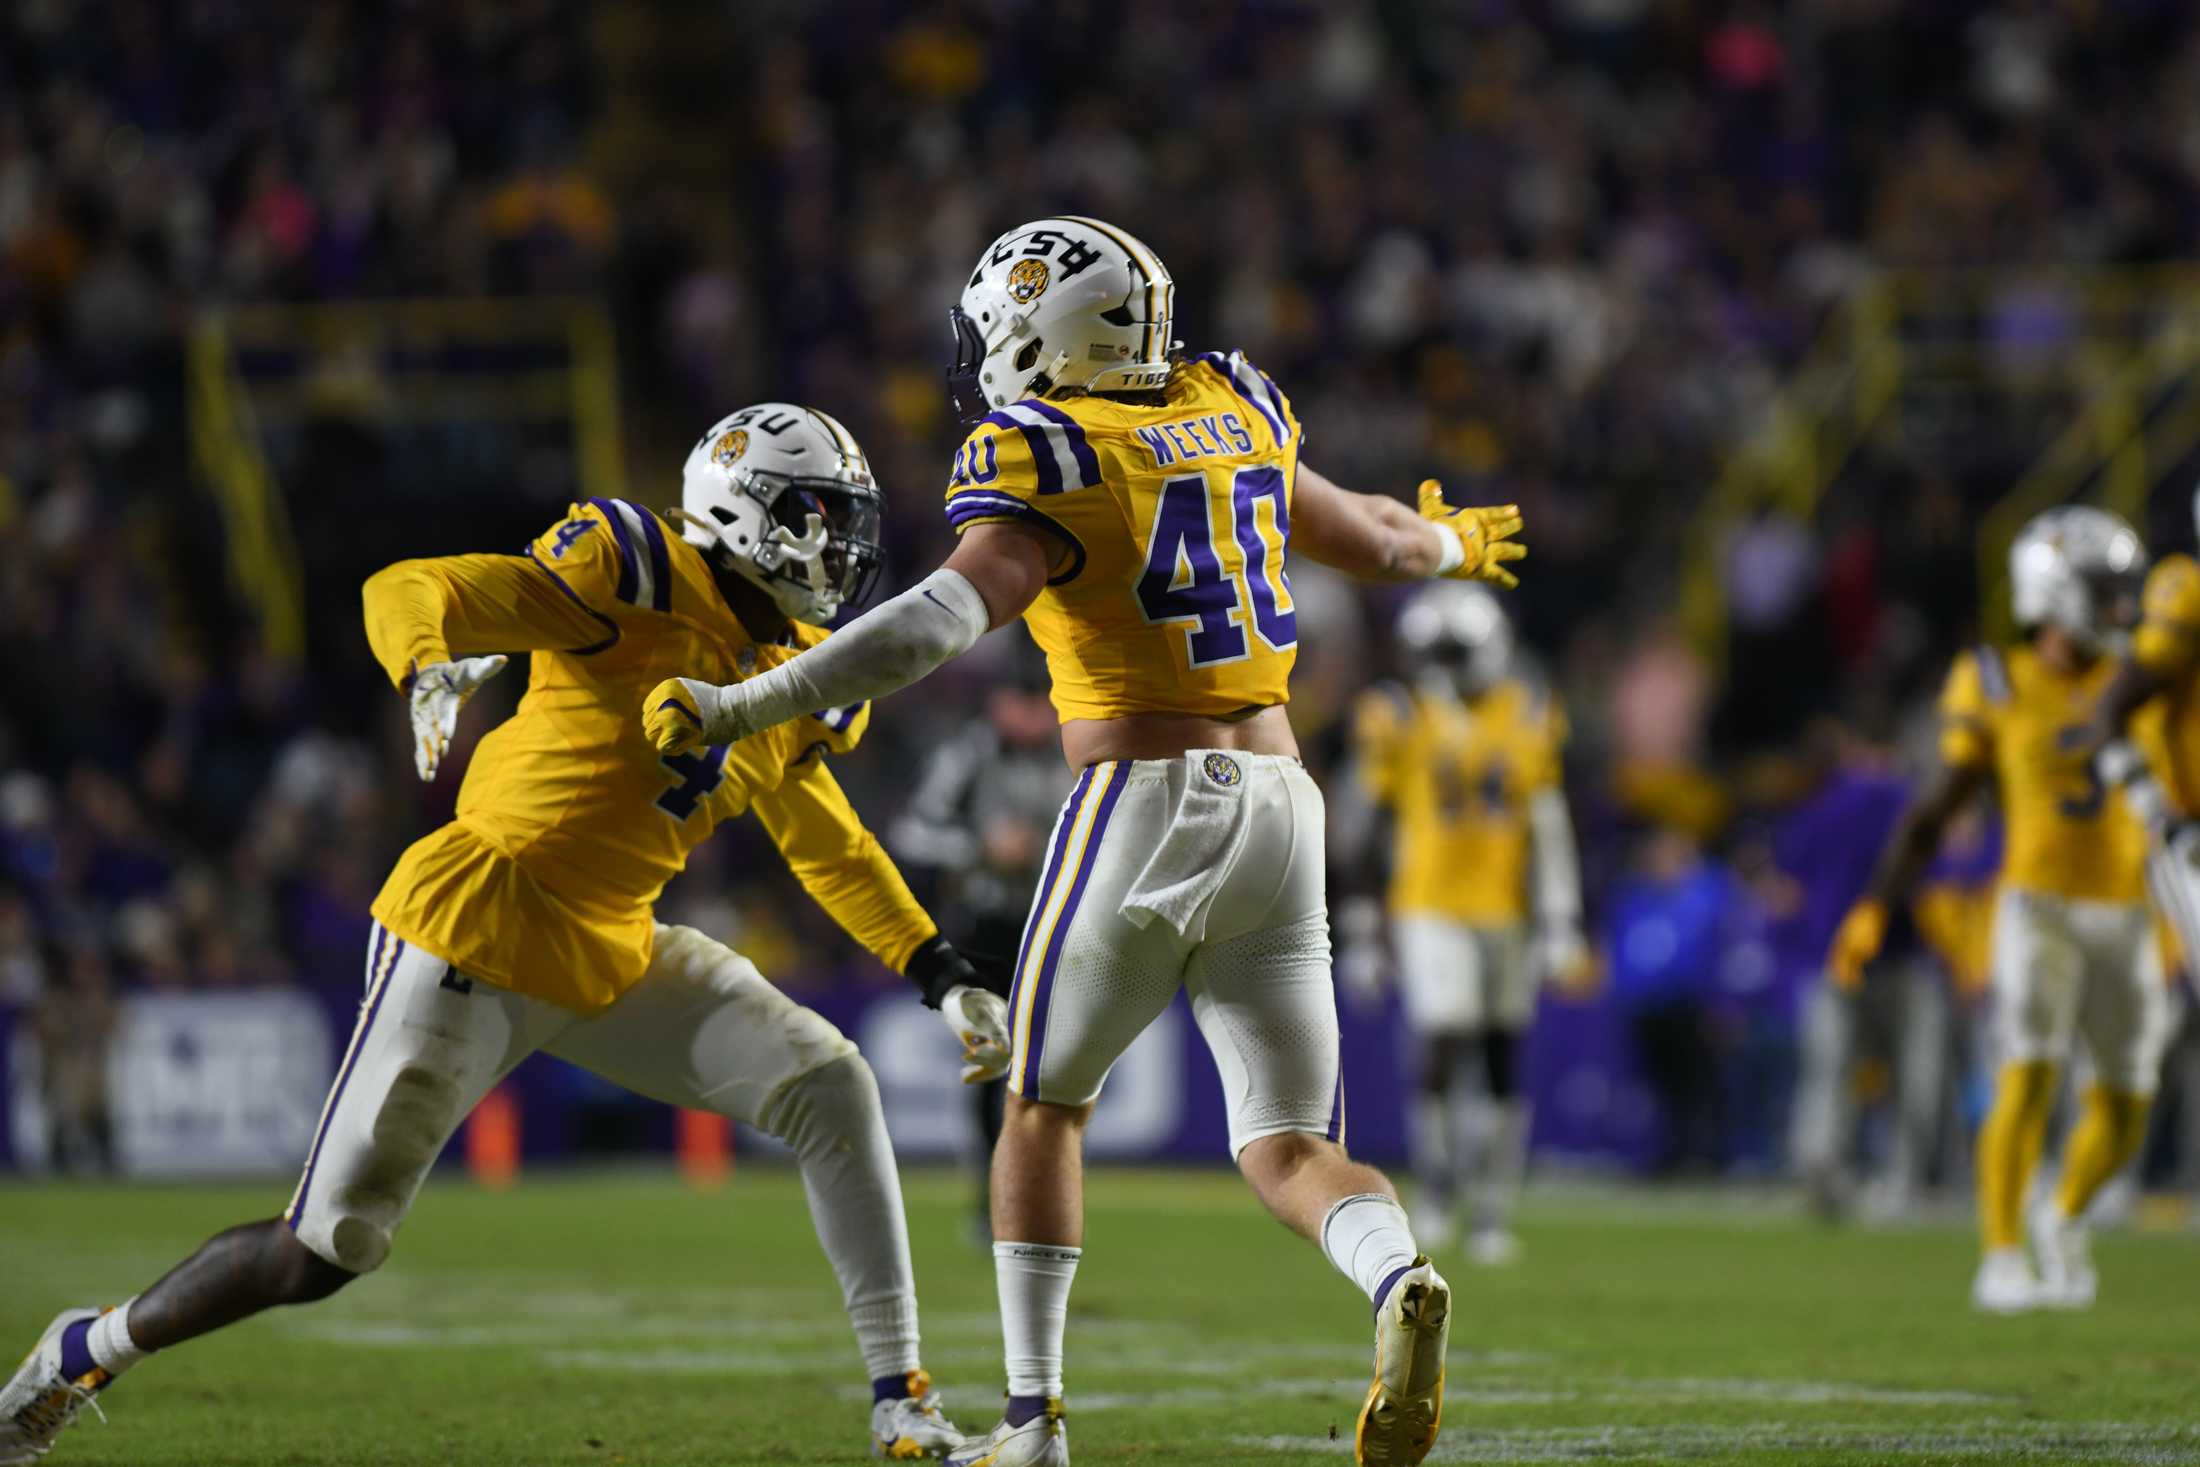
[2081,489,2200,989]
[0,408,1006,1464]
[1344,582,1584,1266]
[650,217,1525,1467]
[1830,507,2170,1314]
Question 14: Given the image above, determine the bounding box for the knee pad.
[1482,1029,1523,1098]
[760,1051,882,1154]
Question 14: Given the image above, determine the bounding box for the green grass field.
[4,1167,2198,1465]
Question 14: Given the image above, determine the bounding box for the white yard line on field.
[1232,1422,2200,1465]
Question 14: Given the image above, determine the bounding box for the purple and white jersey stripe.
[590,497,675,613]
[1195,350,1291,450]
[944,490,1087,583]
[981,402,1103,494]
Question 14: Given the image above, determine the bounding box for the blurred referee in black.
[889,646,1068,1242]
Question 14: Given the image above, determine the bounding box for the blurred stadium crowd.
[5,0,2200,1186]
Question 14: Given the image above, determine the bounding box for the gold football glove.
[1828,899,1888,992]
[643,677,716,757]
[1419,480,1526,588]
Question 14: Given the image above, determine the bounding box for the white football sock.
[765,1054,922,1381]
[89,1299,148,1376]
[1320,1193,1420,1305]
[994,1241,1081,1399]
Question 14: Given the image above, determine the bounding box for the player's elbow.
[361,558,435,614]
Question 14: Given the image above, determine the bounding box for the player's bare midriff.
[1060,703,1299,769]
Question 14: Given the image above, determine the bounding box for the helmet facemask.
[675,468,884,625]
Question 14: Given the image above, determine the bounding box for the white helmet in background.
[1398,581,1513,697]
[674,404,885,625]
[948,216,1176,424]
[2009,505,2146,650]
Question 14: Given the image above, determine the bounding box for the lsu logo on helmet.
[1006,257,1050,304]
[711,429,749,467]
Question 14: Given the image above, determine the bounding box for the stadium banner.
[105,991,336,1177]
[2,979,1657,1174]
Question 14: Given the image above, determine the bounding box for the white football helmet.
[1398,581,1512,697]
[674,404,884,625]
[948,216,1176,423]
[2009,505,2146,649]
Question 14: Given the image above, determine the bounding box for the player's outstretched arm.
[645,522,1054,755]
[1529,787,1595,992]
[1828,759,1987,990]
[1291,465,1525,586]
[364,552,614,780]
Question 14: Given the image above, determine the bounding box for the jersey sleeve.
[942,414,1088,583]
[2134,554,2200,681]
[1351,687,1408,805]
[1937,650,1998,771]
[750,754,938,974]
[1525,688,1571,791]
[1189,350,1303,453]
[360,501,645,691]
[778,623,873,759]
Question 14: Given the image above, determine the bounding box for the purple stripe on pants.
[1007,767,1094,1095]
[288,925,404,1233]
[1021,763,1128,1100]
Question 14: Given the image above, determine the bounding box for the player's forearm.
[2083,658,2166,748]
[1294,473,1451,582]
[362,560,457,690]
[686,569,990,743]
[365,553,610,690]
[1863,804,1956,914]
[1528,787,1585,931]
[790,840,939,975]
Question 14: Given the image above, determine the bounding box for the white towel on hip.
[1120,751,1258,942]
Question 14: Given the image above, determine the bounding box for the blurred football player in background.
[1831,507,2170,1314]
[649,216,1528,1467]
[1785,716,1996,1223]
[0,408,1008,1463]
[1340,582,1586,1264]
[892,659,1070,1242]
[2082,489,2200,993]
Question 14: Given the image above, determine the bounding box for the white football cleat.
[0,1310,112,1465]
[1971,1247,2041,1314]
[1464,1229,1520,1268]
[2029,1201,2098,1310]
[944,1398,1068,1467]
[871,1371,963,1460]
[1356,1257,1451,1466]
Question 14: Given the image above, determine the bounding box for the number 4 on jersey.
[657,746,729,819]
[1135,466,1296,667]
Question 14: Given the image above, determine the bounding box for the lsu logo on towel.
[1202,752,1243,787]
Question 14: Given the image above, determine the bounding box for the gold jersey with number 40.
[943,350,1303,723]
